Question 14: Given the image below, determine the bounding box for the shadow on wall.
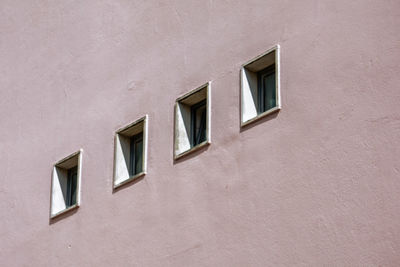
[49,207,79,225]
[112,175,145,194]
[173,144,210,165]
[239,112,279,133]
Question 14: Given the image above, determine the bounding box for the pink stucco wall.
[1,0,400,266]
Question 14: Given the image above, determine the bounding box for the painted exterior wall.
[1,0,400,266]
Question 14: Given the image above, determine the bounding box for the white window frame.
[174,82,211,160]
[113,115,148,189]
[240,44,281,127]
[50,149,83,219]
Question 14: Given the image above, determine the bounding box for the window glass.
[134,137,143,174]
[66,166,77,207]
[130,133,143,176]
[192,100,207,146]
[262,71,276,111]
[258,66,276,113]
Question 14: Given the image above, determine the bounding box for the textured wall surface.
[1,0,400,266]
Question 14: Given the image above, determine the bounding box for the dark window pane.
[258,65,276,113]
[66,166,77,207]
[263,72,276,111]
[195,105,206,145]
[191,100,207,146]
[130,133,143,176]
[134,138,143,174]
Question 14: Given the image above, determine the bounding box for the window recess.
[241,44,281,126]
[113,115,148,189]
[50,149,82,219]
[174,82,211,159]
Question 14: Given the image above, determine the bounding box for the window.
[50,149,82,219]
[191,99,207,146]
[174,82,211,159]
[129,132,143,176]
[258,65,276,113]
[113,115,148,189]
[241,44,281,126]
[66,166,77,207]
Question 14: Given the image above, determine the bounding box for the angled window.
[174,82,211,159]
[50,149,82,219]
[241,44,281,126]
[113,115,148,189]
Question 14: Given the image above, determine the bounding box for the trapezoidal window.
[113,115,148,189]
[241,44,281,126]
[50,149,82,219]
[174,82,211,159]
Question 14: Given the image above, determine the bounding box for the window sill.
[174,140,210,160]
[50,203,79,219]
[113,172,146,189]
[241,106,281,127]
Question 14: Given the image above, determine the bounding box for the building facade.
[1,0,400,266]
